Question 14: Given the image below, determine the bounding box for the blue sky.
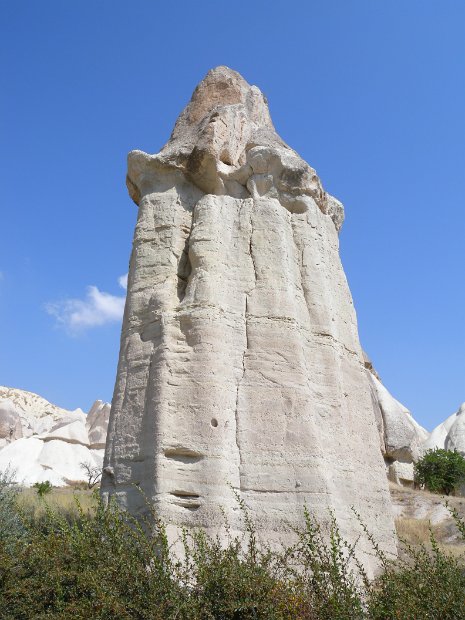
[1,1,463,430]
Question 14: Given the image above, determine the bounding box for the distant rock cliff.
[363,357,429,487]
[102,66,396,575]
[0,387,109,486]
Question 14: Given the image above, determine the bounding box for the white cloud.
[118,273,128,290]
[46,277,127,333]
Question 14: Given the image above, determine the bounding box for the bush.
[368,517,465,619]
[414,448,465,495]
[0,494,367,619]
[33,480,53,498]
[0,490,464,619]
[0,468,26,552]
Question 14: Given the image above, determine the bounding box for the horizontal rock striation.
[102,67,396,574]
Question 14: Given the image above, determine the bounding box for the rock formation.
[0,399,23,448]
[363,360,429,487]
[423,402,465,455]
[0,387,110,486]
[102,66,396,573]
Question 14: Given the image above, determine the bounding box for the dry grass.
[17,486,96,519]
[395,517,432,545]
[395,516,465,560]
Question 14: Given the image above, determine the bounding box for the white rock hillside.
[0,387,109,486]
[423,402,465,455]
[102,66,397,575]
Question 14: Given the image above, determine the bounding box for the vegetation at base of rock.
[0,485,465,619]
[0,468,26,552]
[415,448,465,496]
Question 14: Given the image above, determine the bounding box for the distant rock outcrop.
[365,368,429,486]
[423,402,465,455]
[0,387,109,486]
[102,66,396,575]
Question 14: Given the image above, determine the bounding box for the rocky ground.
[391,482,465,556]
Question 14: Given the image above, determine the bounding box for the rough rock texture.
[390,483,465,549]
[0,399,23,448]
[423,402,465,455]
[102,66,396,573]
[367,372,429,486]
[0,387,110,486]
[86,400,111,449]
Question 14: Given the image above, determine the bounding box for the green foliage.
[0,468,26,552]
[33,480,53,498]
[369,528,465,619]
[0,489,464,619]
[414,448,465,495]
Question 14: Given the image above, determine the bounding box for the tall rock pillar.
[102,67,396,574]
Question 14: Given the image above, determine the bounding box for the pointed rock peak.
[173,66,273,130]
[126,67,344,232]
[164,67,274,151]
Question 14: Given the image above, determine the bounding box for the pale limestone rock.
[445,405,465,453]
[102,66,396,575]
[0,385,84,436]
[0,387,110,486]
[423,402,465,455]
[39,419,90,446]
[368,373,429,463]
[0,437,63,486]
[364,360,429,486]
[37,440,98,483]
[0,399,23,447]
[386,461,415,487]
[0,436,103,486]
[86,400,111,448]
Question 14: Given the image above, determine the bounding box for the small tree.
[80,461,102,489]
[414,448,465,495]
[33,480,53,498]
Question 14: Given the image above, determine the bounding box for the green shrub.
[33,480,53,498]
[414,448,465,495]
[0,489,464,619]
[0,468,26,552]
[368,531,465,619]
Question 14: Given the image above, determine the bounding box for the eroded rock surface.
[102,67,396,574]
[0,399,23,448]
[423,402,465,455]
[366,371,429,486]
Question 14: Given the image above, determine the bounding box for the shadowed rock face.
[102,66,396,575]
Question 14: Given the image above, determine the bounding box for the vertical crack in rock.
[289,213,314,394]
[103,66,397,578]
[176,237,191,302]
[234,305,246,480]
[176,213,195,303]
[234,203,256,488]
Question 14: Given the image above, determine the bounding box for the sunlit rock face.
[0,387,110,486]
[364,364,429,487]
[102,66,396,574]
[423,402,465,455]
